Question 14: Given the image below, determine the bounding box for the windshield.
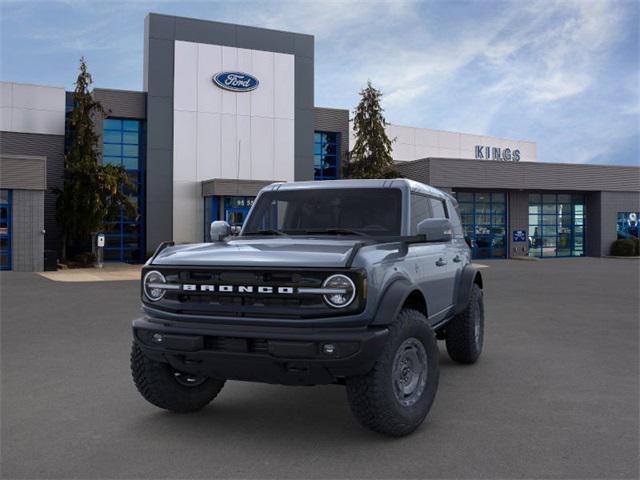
[242,188,402,236]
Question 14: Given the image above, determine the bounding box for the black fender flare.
[371,277,420,326]
[454,265,483,315]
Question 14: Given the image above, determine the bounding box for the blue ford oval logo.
[212,72,259,92]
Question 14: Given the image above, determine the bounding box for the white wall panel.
[251,50,274,118]
[274,119,294,182]
[0,107,12,130]
[0,83,12,108]
[459,133,484,153]
[414,145,437,159]
[414,128,438,147]
[274,54,294,119]
[196,112,221,180]
[13,84,63,111]
[387,124,413,146]
[11,108,64,136]
[237,115,252,179]
[236,49,252,116]
[173,181,203,243]
[398,143,419,162]
[197,44,222,114]
[172,42,295,241]
[220,113,238,178]
[437,131,460,151]
[519,142,537,162]
[0,82,65,135]
[173,110,197,181]
[251,116,274,180]
[221,46,238,115]
[174,41,198,112]
[368,121,538,163]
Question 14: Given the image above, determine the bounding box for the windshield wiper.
[242,229,288,236]
[301,228,369,237]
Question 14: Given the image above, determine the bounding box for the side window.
[429,198,447,219]
[447,199,465,237]
[410,194,431,234]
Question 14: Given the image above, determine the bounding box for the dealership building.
[1,13,639,271]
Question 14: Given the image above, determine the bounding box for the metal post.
[96,233,105,269]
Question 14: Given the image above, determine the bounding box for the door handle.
[436,258,447,267]
[453,255,462,263]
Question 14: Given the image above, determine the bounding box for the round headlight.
[143,270,166,302]
[322,274,356,308]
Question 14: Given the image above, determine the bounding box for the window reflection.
[454,191,507,259]
[102,118,145,263]
[314,131,340,180]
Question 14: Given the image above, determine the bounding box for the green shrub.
[610,239,637,256]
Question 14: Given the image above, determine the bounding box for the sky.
[1,0,638,166]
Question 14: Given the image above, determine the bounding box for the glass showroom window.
[616,212,639,239]
[314,132,340,180]
[455,192,507,259]
[528,193,585,257]
[102,118,145,263]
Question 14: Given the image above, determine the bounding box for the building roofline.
[93,87,146,95]
[146,12,314,39]
[397,157,640,170]
[315,106,350,113]
[0,80,65,90]
[383,123,536,145]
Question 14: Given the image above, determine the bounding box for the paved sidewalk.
[37,263,142,282]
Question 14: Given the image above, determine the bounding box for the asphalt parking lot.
[1,258,639,479]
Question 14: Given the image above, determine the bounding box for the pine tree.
[55,57,135,261]
[344,81,398,179]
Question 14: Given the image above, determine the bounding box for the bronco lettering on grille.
[182,284,295,294]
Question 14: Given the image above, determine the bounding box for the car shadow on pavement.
[127,350,460,444]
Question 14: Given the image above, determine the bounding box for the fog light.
[152,333,163,344]
[323,343,336,354]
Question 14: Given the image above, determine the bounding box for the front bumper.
[132,317,388,385]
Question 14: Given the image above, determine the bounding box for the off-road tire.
[345,309,439,437]
[445,283,484,364]
[131,342,225,413]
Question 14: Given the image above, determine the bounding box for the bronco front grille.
[142,267,365,320]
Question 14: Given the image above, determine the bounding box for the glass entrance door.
[0,190,12,270]
[528,193,585,257]
[225,208,250,228]
[223,197,254,230]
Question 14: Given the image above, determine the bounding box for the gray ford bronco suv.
[131,179,484,436]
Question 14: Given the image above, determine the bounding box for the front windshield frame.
[241,187,403,237]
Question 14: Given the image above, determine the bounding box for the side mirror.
[210,221,231,242]
[417,218,453,242]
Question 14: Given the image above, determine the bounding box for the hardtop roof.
[261,178,449,199]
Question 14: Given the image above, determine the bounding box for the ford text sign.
[212,72,259,92]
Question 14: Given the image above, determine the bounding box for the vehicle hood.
[151,237,362,268]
